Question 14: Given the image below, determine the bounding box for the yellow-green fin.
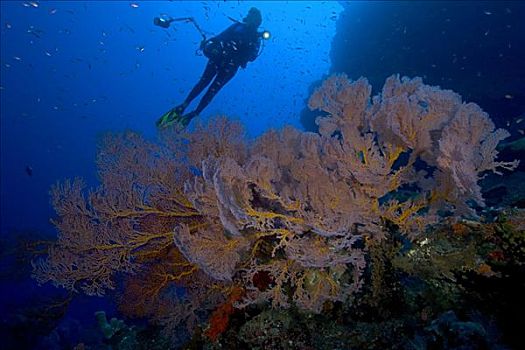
[156,108,182,129]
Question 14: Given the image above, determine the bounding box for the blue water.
[0,0,340,235]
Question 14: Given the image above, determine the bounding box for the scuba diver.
[156,7,264,131]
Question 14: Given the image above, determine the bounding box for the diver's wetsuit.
[178,22,261,117]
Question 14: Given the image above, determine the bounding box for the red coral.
[205,286,244,341]
[252,270,274,291]
[488,250,505,262]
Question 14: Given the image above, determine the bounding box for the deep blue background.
[0,0,341,235]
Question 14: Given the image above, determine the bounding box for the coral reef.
[175,74,517,314]
[32,75,519,346]
[204,208,524,349]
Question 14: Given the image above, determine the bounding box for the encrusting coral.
[32,75,518,341]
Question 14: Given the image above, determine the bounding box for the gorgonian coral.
[177,74,517,312]
[33,76,517,334]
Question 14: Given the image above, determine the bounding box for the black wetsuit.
[180,22,261,117]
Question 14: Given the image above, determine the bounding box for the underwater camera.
[153,15,174,29]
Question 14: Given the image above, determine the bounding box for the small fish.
[49,8,57,15]
[518,129,524,135]
[29,1,39,8]
[504,94,513,99]
[13,56,22,61]
[25,166,33,176]
[483,10,492,15]
[5,23,12,29]
[44,51,52,56]
[27,26,44,38]
[136,46,145,52]
[516,118,522,124]
[130,3,139,8]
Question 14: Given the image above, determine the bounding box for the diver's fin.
[173,115,192,133]
[156,108,183,129]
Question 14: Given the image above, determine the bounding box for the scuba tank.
[201,38,223,60]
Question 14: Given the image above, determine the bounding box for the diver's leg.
[192,64,238,116]
[176,61,217,114]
